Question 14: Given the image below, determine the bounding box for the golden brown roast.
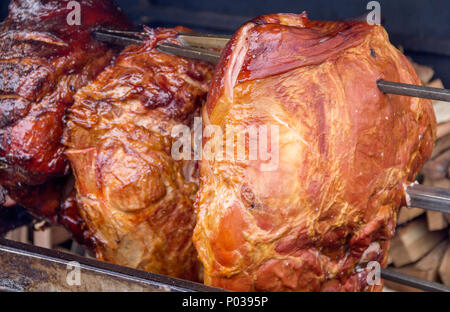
[0,0,131,222]
[193,13,436,291]
[63,27,213,280]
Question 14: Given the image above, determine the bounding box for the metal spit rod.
[94,28,450,214]
[381,269,450,292]
[406,183,450,214]
[94,29,450,102]
[377,80,450,102]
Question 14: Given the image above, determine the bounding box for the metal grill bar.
[93,29,450,104]
[0,237,448,292]
[381,269,450,292]
[157,42,222,63]
[0,237,220,292]
[406,184,450,214]
[377,80,450,102]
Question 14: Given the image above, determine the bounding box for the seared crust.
[0,0,131,213]
[63,27,213,280]
[194,12,436,291]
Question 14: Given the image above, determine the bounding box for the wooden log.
[427,211,448,231]
[430,78,450,124]
[433,101,450,124]
[4,226,28,244]
[431,134,450,158]
[385,241,447,292]
[436,122,450,140]
[421,151,450,181]
[439,242,450,286]
[397,207,424,225]
[33,225,72,249]
[430,178,450,189]
[33,227,52,249]
[419,179,450,232]
[390,217,447,267]
[415,241,448,273]
[427,78,444,89]
[411,61,434,84]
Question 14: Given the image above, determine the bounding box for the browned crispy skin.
[0,0,131,220]
[63,27,213,280]
[194,13,436,291]
[58,190,97,250]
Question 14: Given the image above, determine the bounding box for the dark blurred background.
[0,0,449,85]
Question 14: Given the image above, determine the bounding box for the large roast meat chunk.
[193,12,436,291]
[63,27,213,280]
[0,0,131,219]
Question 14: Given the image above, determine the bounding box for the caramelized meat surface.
[63,27,213,280]
[193,13,436,291]
[0,0,131,218]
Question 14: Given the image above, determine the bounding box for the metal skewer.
[92,28,450,214]
[377,80,450,102]
[93,28,145,46]
[158,42,223,64]
[94,28,231,50]
[381,268,450,292]
[177,32,230,50]
[94,29,450,103]
[406,184,450,214]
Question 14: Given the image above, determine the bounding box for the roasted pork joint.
[193,12,436,291]
[63,27,213,280]
[0,0,131,218]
